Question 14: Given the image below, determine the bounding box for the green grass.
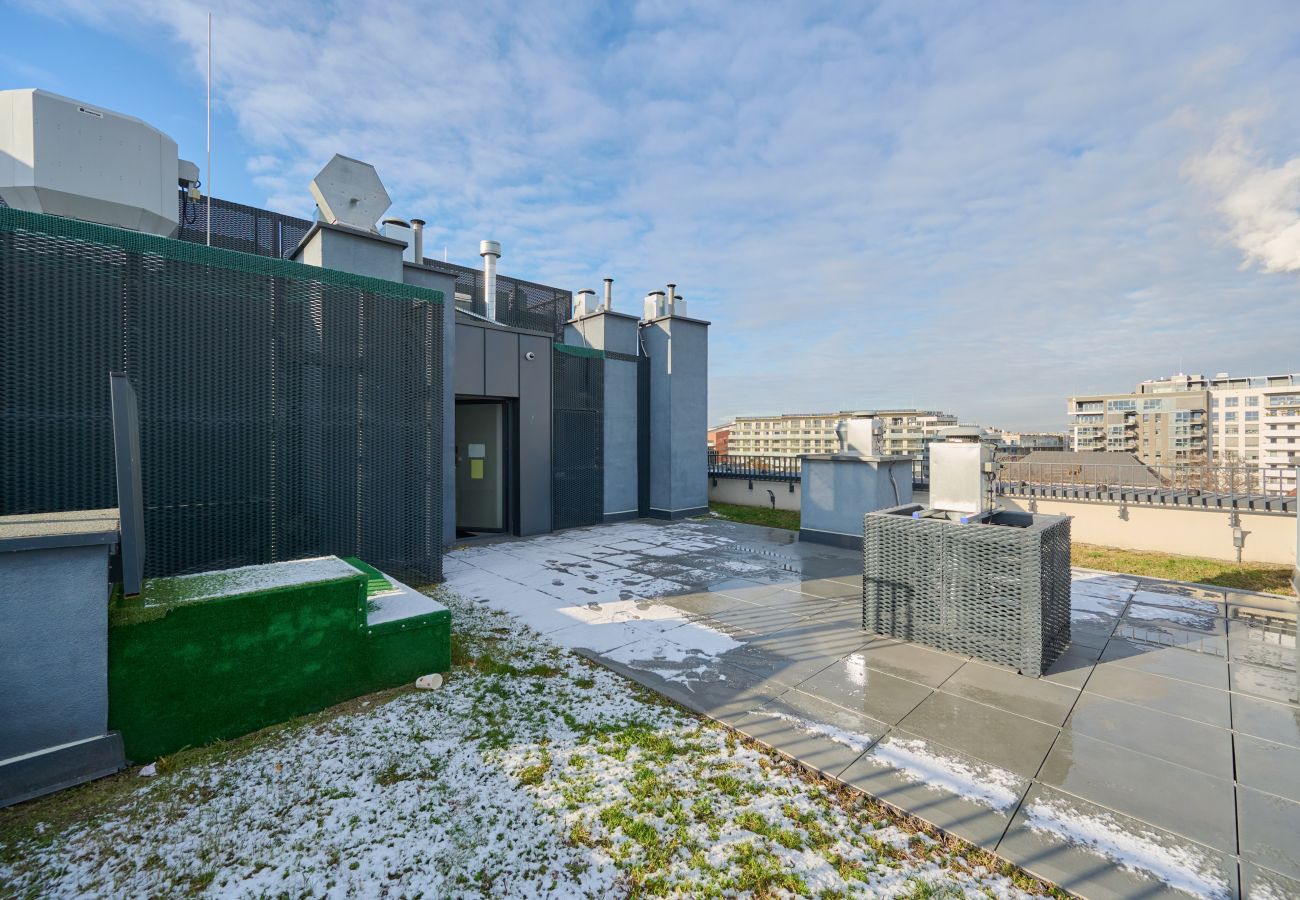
[1073,544,1295,596]
[707,502,801,531]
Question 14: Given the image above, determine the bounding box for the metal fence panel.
[862,506,1071,675]
[552,345,604,529]
[176,193,313,259]
[1,206,444,581]
[429,260,571,340]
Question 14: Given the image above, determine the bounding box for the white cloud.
[1187,114,1300,273]
[19,0,1300,429]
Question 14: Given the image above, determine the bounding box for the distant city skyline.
[3,2,1299,432]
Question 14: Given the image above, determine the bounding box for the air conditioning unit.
[930,427,996,515]
[0,89,197,237]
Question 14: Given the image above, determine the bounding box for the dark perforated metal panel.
[176,193,312,259]
[1,206,444,581]
[862,507,1071,675]
[552,345,604,530]
[430,260,571,340]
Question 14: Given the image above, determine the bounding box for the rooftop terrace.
[447,517,1300,900]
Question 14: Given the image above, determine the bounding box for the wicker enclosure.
[862,504,1071,676]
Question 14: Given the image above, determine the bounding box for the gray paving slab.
[1068,610,1120,652]
[685,600,810,637]
[1037,731,1237,853]
[997,784,1239,900]
[1099,636,1230,689]
[1229,691,1300,748]
[1229,636,1298,673]
[719,631,869,690]
[1237,785,1300,882]
[1081,663,1233,729]
[1239,861,1300,900]
[939,660,1080,727]
[1230,660,1298,704]
[1064,692,1234,779]
[896,690,1060,778]
[730,689,884,778]
[794,658,934,725]
[849,639,968,688]
[452,521,1300,899]
[839,728,1030,849]
[789,577,862,600]
[1234,733,1300,803]
[1041,648,1100,689]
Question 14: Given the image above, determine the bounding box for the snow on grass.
[867,737,1025,811]
[1,588,1050,899]
[1023,795,1231,900]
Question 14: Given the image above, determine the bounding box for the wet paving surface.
[445,517,1300,900]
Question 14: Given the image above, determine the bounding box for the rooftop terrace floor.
[446,517,1300,900]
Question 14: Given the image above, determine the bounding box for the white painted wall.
[709,477,801,511]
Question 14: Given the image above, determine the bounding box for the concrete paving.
[445,517,1300,900]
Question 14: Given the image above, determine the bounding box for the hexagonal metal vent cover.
[309,154,391,230]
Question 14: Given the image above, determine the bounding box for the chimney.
[480,240,501,321]
[603,277,613,311]
[666,283,676,315]
[410,218,425,264]
[644,290,666,321]
[574,289,597,317]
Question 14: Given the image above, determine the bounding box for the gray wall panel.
[518,335,553,535]
[484,329,520,398]
[455,324,485,396]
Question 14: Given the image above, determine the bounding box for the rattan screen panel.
[862,507,1071,675]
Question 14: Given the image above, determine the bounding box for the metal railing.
[708,452,801,482]
[708,451,1298,513]
[998,461,1298,512]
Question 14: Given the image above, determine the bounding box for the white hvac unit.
[0,88,198,237]
[929,427,997,516]
[836,417,885,456]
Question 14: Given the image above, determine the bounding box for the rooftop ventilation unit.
[0,89,198,237]
[928,427,996,519]
[309,154,391,231]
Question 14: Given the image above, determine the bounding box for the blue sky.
[4,0,1300,431]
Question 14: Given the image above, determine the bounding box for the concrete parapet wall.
[998,496,1296,566]
[710,477,801,511]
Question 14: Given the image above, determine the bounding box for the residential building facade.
[992,431,1068,451]
[707,423,732,454]
[725,409,959,459]
[1068,372,1300,492]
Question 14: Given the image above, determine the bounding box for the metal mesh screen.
[431,260,571,339]
[862,506,1071,675]
[552,345,604,529]
[176,193,313,259]
[1,206,444,581]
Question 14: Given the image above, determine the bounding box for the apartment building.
[726,410,958,458]
[1068,372,1300,491]
[992,431,1068,451]
[707,423,732,454]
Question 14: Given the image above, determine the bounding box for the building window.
[1225,412,1237,422]
[1246,396,1259,407]
[1224,396,1239,407]
[1245,411,1259,421]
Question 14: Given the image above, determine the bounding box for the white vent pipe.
[410,218,425,264]
[603,277,613,310]
[480,240,501,321]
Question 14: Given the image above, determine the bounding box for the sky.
[3,0,1299,432]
